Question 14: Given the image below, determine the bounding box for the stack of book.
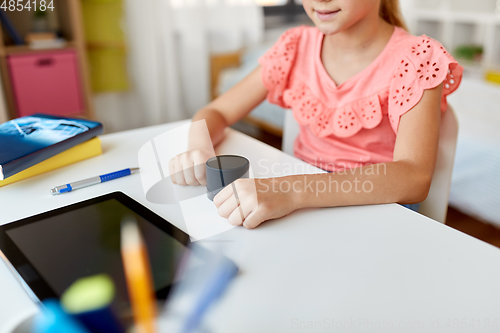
[0,114,103,187]
[25,33,67,50]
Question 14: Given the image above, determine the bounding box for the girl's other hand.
[169,149,215,186]
[213,177,298,229]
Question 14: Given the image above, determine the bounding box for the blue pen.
[50,168,139,195]
[182,256,239,333]
[159,245,239,333]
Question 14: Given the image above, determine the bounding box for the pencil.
[121,218,157,333]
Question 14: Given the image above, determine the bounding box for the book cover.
[0,114,103,180]
[0,137,102,187]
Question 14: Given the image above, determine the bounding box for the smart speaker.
[206,155,249,201]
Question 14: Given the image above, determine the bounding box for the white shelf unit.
[404,0,500,76]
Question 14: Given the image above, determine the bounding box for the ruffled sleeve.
[258,27,303,108]
[388,36,463,133]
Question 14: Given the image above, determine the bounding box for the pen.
[182,254,238,333]
[159,244,238,333]
[50,168,139,195]
[121,217,157,333]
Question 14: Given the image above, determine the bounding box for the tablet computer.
[0,191,191,314]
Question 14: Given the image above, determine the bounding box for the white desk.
[1,121,500,333]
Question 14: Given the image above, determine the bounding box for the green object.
[454,45,483,62]
[61,274,115,314]
[88,48,129,92]
[82,0,129,92]
[82,0,125,43]
[34,7,47,18]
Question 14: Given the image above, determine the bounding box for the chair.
[282,106,459,224]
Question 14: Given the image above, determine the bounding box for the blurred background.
[0,0,499,244]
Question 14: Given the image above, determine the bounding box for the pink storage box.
[8,51,84,117]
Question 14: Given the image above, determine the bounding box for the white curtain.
[124,0,184,125]
[94,0,263,133]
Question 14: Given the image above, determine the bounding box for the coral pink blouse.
[258,26,463,171]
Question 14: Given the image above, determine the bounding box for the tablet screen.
[0,193,190,314]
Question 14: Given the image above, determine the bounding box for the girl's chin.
[315,23,343,36]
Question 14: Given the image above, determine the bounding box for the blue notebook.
[0,114,103,180]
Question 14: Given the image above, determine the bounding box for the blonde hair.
[379,0,408,31]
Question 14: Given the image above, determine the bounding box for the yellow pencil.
[121,218,157,333]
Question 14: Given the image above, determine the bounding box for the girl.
[169,0,463,229]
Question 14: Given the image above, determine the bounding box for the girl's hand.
[169,149,214,186]
[213,177,298,229]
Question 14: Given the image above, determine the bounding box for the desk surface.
[1,121,500,333]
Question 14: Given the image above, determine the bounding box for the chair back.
[419,106,459,223]
[282,107,459,224]
[282,111,300,156]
